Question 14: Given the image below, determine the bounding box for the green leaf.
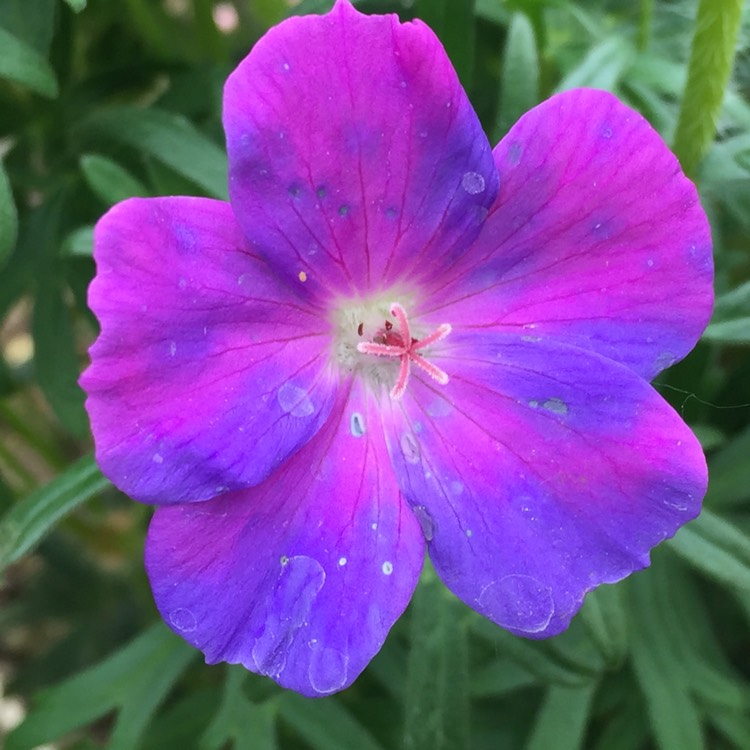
[5,623,195,750]
[471,658,537,698]
[0,159,17,268]
[578,583,628,667]
[629,571,705,750]
[556,36,634,93]
[32,274,89,438]
[669,510,750,592]
[0,454,110,573]
[495,12,540,140]
[80,154,149,206]
[525,683,597,750]
[403,572,470,750]
[704,426,750,508]
[703,317,750,344]
[82,107,228,200]
[62,0,87,11]
[0,25,58,96]
[62,225,94,257]
[278,694,385,750]
[200,668,277,750]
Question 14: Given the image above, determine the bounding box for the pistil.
[357,303,451,399]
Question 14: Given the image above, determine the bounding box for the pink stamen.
[357,302,451,399]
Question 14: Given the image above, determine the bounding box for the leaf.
[62,226,94,257]
[0,454,110,573]
[578,583,628,667]
[0,159,17,268]
[62,0,87,11]
[471,658,537,698]
[704,426,750,508]
[200,668,278,750]
[0,25,58,96]
[669,509,750,592]
[495,12,540,140]
[628,571,705,750]
[556,36,634,93]
[278,694,385,750]
[525,683,597,750]
[80,154,149,206]
[32,274,89,438]
[403,572,470,750]
[703,317,750,344]
[5,623,195,750]
[81,107,228,200]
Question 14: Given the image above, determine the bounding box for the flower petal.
[81,197,337,504]
[146,381,424,696]
[425,89,713,379]
[381,331,707,637]
[223,0,497,299]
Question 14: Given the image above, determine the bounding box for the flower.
[81,0,713,697]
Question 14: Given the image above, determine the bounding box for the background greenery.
[1,0,749,748]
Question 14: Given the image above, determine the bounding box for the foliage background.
[1,0,749,748]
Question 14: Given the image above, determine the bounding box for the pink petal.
[223,0,496,299]
[146,380,424,696]
[81,197,336,504]
[424,89,713,379]
[382,331,707,637]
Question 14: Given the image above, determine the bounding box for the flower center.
[332,296,451,400]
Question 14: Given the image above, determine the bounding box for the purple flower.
[81,0,713,696]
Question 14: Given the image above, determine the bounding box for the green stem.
[637,0,653,51]
[672,0,744,178]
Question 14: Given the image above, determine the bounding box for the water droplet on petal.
[350,412,365,437]
[277,383,315,417]
[400,433,420,464]
[382,561,393,575]
[169,608,197,632]
[542,398,568,416]
[413,505,435,541]
[461,171,486,194]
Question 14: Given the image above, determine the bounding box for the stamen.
[356,302,451,399]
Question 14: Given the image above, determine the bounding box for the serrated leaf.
[669,509,750,592]
[495,12,539,139]
[0,25,58,96]
[200,668,277,750]
[278,694,384,750]
[80,154,149,206]
[557,36,633,93]
[525,683,597,750]
[629,571,705,750]
[0,159,17,268]
[32,275,89,437]
[5,624,195,750]
[82,107,228,200]
[403,572,470,750]
[0,454,110,573]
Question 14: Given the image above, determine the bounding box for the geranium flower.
[81,0,713,696]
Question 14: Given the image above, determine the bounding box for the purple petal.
[81,197,336,504]
[424,89,713,379]
[146,381,424,696]
[381,331,707,637]
[223,0,496,299]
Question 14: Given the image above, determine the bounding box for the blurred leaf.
[703,318,750,344]
[278,693,385,750]
[80,154,149,206]
[5,623,195,750]
[495,12,539,139]
[472,617,595,687]
[200,668,277,750]
[704,426,750,509]
[471,658,537,698]
[403,573,470,750]
[63,0,87,11]
[32,274,89,437]
[0,454,110,573]
[578,583,628,667]
[526,683,597,750]
[82,107,228,200]
[669,509,750,592]
[62,225,94,257]
[556,36,634,93]
[0,25,58,96]
[590,697,649,750]
[629,571,705,750]
[0,159,17,268]
[0,0,55,53]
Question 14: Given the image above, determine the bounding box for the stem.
[672,0,744,178]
